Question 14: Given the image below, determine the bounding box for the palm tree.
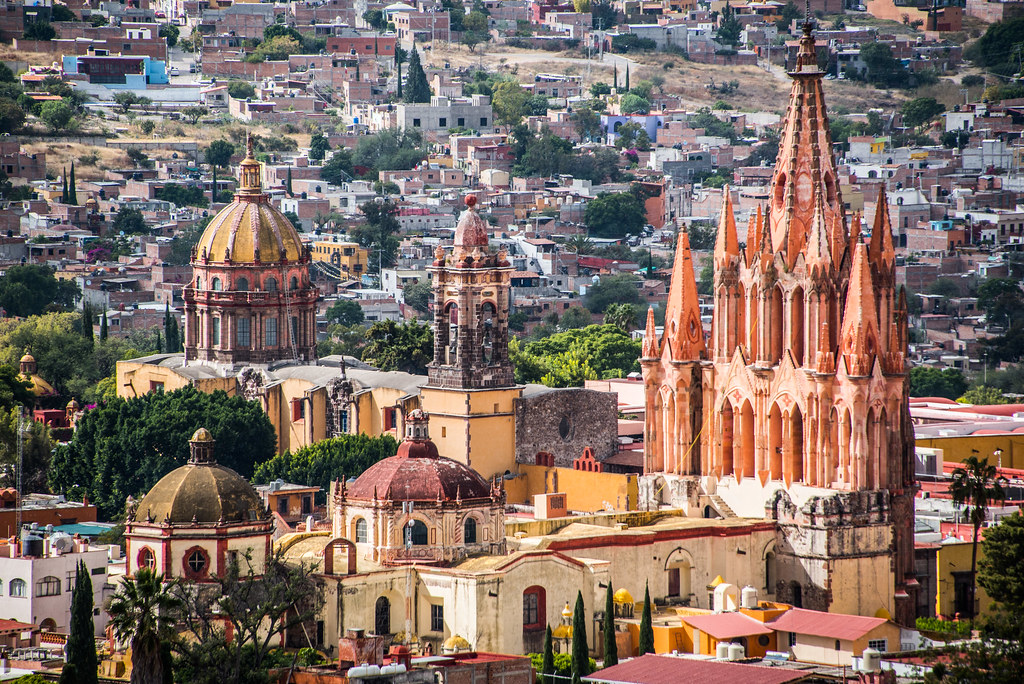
[950,454,1007,624]
[106,569,181,684]
[564,234,594,255]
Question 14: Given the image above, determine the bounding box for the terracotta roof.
[682,612,774,640]
[585,654,811,684]
[347,445,492,502]
[767,608,887,641]
[0,619,35,633]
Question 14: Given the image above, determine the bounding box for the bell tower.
[420,195,521,479]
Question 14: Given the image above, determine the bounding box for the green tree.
[24,21,56,40]
[979,512,1024,611]
[205,139,235,206]
[404,48,431,103]
[105,569,181,684]
[39,99,74,132]
[158,23,179,47]
[245,35,300,63]
[81,300,94,344]
[908,366,968,400]
[355,198,401,269]
[776,1,801,31]
[99,312,108,341]
[603,582,618,668]
[572,107,603,142]
[541,625,555,684]
[492,79,529,130]
[963,16,1024,77]
[164,304,180,353]
[518,324,641,386]
[571,590,590,681]
[253,434,399,503]
[950,456,1007,624]
[977,278,1024,327]
[113,92,139,114]
[227,80,256,100]
[614,121,651,150]
[0,264,80,317]
[585,192,645,238]
[590,82,611,97]
[308,132,330,162]
[171,549,324,684]
[717,2,742,45]
[860,42,908,88]
[585,275,643,314]
[68,161,77,204]
[462,11,491,52]
[326,299,365,326]
[361,320,433,374]
[604,303,639,331]
[639,582,653,655]
[352,128,426,176]
[181,105,208,125]
[363,8,387,30]
[619,93,650,115]
[901,97,944,128]
[0,366,34,412]
[0,408,55,494]
[321,148,355,185]
[0,98,26,133]
[560,307,593,330]
[63,560,98,684]
[112,206,148,234]
[48,385,277,518]
[402,280,431,314]
[958,386,1008,405]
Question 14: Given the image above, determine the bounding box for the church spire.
[839,238,881,377]
[714,186,741,269]
[745,204,763,267]
[869,186,895,269]
[642,306,659,358]
[806,187,832,271]
[663,229,706,361]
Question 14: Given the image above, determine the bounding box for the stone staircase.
[708,494,738,519]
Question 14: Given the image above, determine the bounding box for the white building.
[0,530,119,636]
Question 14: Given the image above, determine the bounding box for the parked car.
[170,66,180,76]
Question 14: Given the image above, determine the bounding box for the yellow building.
[916,433,1024,471]
[311,239,369,278]
[935,540,994,620]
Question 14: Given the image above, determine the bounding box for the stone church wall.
[514,388,618,468]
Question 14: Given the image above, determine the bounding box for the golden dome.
[67,398,79,409]
[133,461,266,525]
[443,635,471,651]
[552,624,572,639]
[561,603,573,619]
[191,427,214,442]
[613,588,634,605]
[23,374,55,397]
[195,135,304,264]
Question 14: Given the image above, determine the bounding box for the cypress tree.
[99,311,108,341]
[639,582,654,655]
[541,625,554,684]
[404,48,431,103]
[155,331,162,354]
[603,582,618,667]
[571,590,590,680]
[81,301,94,343]
[63,560,98,684]
[69,161,78,205]
[613,67,618,91]
[625,65,630,92]
[61,166,68,204]
[285,167,293,196]
[395,50,403,99]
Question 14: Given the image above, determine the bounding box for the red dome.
[347,444,492,501]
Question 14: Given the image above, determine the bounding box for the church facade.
[640,22,917,626]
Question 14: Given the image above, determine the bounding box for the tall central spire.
[767,20,847,268]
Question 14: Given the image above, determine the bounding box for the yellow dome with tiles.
[194,135,304,264]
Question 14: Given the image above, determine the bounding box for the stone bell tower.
[420,195,521,479]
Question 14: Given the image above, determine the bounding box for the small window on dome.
[184,548,208,578]
[137,547,155,571]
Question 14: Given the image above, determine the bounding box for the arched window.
[138,547,155,571]
[523,586,545,631]
[9,579,26,598]
[409,519,428,545]
[184,547,209,579]
[211,277,222,291]
[463,517,477,544]
[355,518,368,543]
[375,596,391,635]
[236,277,249,291]
[265,277,278,292]
[36,576,61,597]
[290,276,299,291]
[196,277,203,290]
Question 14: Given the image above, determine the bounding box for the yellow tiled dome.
[195,136,304,264]
[613,588,634,605]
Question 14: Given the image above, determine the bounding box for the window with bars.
[867,639,887,652]
[431,604,443,632]
[237,316,251,347]
[266,317,278,347]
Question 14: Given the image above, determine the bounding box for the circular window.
[183,547,209,578]
[558,415,571,440]
[137,546,155,571]
[758,634,770,647]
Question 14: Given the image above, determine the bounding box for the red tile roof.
[586,654,811,684]
[0,619,35,633]
[682,613,774,640]
[767,608,887,641]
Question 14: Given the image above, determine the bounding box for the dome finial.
[246,130,255,160]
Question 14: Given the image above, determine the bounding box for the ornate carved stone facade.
[641,22,917,625]
[183,136,318,368]
[426,195,515,391]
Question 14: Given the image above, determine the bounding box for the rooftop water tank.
[741,586,758,609]
[716,642,730,660]
[728,643,744,661]
[861,648,882,673]
[21,532,43,558]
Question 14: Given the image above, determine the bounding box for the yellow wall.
[420,386,521,480]
[935,540,994,619]
[916,435,1024,470]
[311,240,369,277]
[829,554,894,619]
[504,465,638,513]
[116,359,236,398]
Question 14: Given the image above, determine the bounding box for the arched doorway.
[721,402,734,476]
[375,596,391,635]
